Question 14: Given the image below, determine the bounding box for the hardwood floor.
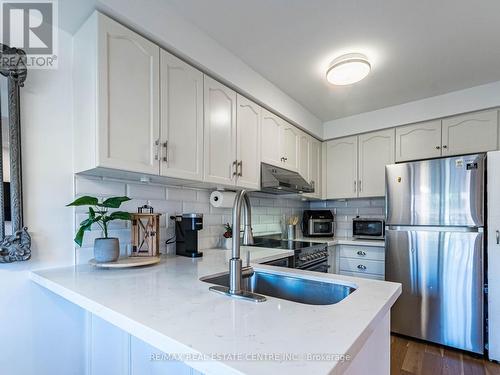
[391,335,500,375]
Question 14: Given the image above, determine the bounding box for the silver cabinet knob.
[357,264,367,270]
[436,146,441,150]
[357,250,366,256]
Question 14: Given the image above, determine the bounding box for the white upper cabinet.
[160,50,203,181]
[395,120,442,162]
[358,129,395,197]
[261,109,285,167]
[304,137,322,199]
[282,123,300,172]
[74,12,160,175]
[261,109,301,172]
[298,131,310,180]
[325,136,358,199]
[442,110,499,156]
[236,94,261,189]
[203,76,237,186]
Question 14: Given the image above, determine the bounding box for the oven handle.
[297,257,329,270]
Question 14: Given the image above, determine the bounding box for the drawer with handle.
[339,257,384,276]
[338,245,385,261]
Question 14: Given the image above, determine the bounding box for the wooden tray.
[89,256,160,268]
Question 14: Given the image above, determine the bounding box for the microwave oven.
[352,218,385,239]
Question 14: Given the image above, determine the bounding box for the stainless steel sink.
[200,270,356,305]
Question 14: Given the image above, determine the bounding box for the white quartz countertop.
[292,236,385,247]
[31,247,400,375]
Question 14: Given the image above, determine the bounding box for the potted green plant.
[67,196,132,262]
[222,222,232,250]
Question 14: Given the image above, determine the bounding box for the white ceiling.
[163,0,500,122]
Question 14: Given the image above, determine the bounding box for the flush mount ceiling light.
[326,53,371,86]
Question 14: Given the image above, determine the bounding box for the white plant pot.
[223,237,232,250]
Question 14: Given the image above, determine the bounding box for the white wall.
[91,0,323,138]
[323,80,500,139]
[0,30,86,375]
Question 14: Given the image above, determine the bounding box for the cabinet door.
[236,95,261,189]
[261,109,284,167]
[325,136,358,199]
[304,138,322,199]
[298,131,310,180]
[160,50,203,181]
[203,76,237,186]
[358,129,395,197]
[97,15,160,174]
[488,151,500,361]
[282,123,299,172]
[442,110,499,156]
[395,120,441,162]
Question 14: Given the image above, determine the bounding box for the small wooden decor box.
[131,205,161,257]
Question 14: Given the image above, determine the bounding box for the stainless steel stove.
[251,236,329,273]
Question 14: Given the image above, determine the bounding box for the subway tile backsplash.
[309,198,385,237]
[74,175,307,264]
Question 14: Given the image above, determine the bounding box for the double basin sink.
[200,270,356,305]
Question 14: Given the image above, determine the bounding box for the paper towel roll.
[210,191,237,208]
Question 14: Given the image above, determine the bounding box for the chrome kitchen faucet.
[209,190,266,302]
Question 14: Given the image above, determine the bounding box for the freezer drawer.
[385,227,484,353]
[385,154,484,226]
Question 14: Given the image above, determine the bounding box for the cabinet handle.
[359,180,362,192]
[232,160,238,178]
[354,180,357,193]
[357,251,366,256]
[443,145,448,149]
[162,141,168,162]
[357,264,367,270]
[237,160,243,177]
[154,139,160,160]
[436,146,441,150]
[497,230,499,245]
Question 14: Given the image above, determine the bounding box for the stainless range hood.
[260,163,314,195]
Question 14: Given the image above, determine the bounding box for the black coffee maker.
[173,213,203,257]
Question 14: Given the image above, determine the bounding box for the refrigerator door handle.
[386,225,482,233]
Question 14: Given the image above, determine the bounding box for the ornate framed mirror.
[0,44,31,263]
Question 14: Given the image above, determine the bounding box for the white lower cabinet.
[89,314,202,375]
[334,244,385,280]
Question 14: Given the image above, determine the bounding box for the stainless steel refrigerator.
[385,153,485,354]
